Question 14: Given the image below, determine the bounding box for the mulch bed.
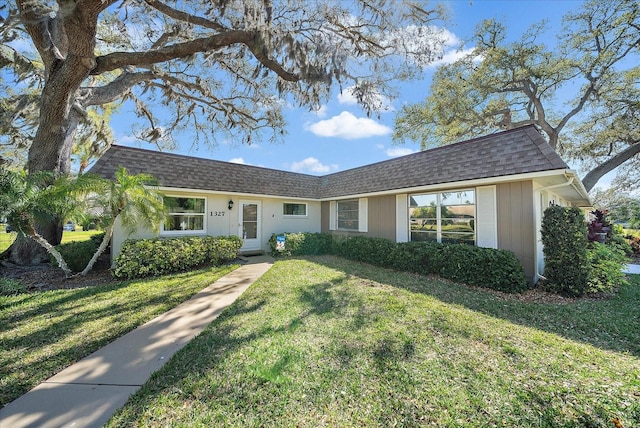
[1,257,119,292]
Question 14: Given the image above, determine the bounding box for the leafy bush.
[52,234,104,273]
[0,278,27,296]
[388,241,443,276]
[586,242,630,293]
[541,206,589,296]
[113,235,242,279]
[332,235,396,268]
[269,232,527,293]
[434,244,528,293]
[268,232,332,257]
[625,234,640,254]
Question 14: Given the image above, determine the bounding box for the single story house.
[89,125,591,284]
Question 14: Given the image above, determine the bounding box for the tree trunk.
[9,3,98,265]
[80,224,112,276]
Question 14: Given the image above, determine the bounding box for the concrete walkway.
[624,263,640,275]
[0,255,274,428]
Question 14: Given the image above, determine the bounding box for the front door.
[239,200,261,252]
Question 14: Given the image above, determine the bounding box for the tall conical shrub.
[541,205,589,296]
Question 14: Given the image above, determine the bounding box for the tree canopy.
[1,0,447,172]
[1,0,447,262]
[393,0,640,193]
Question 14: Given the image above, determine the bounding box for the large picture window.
[410,190,475,245]
[337,199,359,231]
[163,196,205,232]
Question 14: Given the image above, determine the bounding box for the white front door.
[239,200,261,252]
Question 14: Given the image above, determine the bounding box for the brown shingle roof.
[89,125,569,199]
[88,146,321,198]
[318,125,568,198]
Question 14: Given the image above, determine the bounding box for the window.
[283,203,307,216]
[410,190,475,245]
[337,199,359,230]
[163,196,205,232]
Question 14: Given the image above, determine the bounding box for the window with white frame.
[337,199,359,231]
[410,190,475,245]
[283,202,307,216]
[163,196,205,232]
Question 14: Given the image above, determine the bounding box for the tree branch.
[143,0,226,32]
[80,71,157,106]
[92,31,300,82]
[582,142,640,192]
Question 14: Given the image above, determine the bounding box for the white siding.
[358,198,368,232]
[329,201,336,231]
[396,194,409,242]
[476,185,498,248]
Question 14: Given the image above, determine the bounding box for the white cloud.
[228,157,247,164]
[386,147,416,157]
[337,89,358,106]
[290,157,338,174]
[306,111,392,140]
[431,47,479,67]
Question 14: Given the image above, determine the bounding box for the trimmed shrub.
[269,232,527,293]
[332,235,396,268]
[268,232,333,257]
[434,244,528,293]
[586,242,630,293]
[541,206,589,296]
[53,234,104,273]
[113,235,242,279]
[388,241,443,276]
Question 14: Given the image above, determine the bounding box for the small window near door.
[283,203,307,216]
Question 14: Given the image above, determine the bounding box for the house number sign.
[211,211,225,217]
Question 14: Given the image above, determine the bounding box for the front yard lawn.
[107,256,640,427]
[0,264,238,407]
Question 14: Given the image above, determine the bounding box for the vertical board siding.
[497,181,535,283]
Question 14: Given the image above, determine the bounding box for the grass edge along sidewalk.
[0,263,239,408]
[106,255,640,428]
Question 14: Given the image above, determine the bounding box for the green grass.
[107,256,640,427]
[0,228,15,253]
[0,227,101,253]
[0,263,239,406]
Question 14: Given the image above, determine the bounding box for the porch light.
[228,200,234,210]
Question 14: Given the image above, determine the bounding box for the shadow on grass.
[0,266,234,407]
[107,257,633,427]
[308,256,640,358]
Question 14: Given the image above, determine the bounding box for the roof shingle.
[88,125,569,199]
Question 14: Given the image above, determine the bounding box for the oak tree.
[393,0,640,193]
[1,0,446,264]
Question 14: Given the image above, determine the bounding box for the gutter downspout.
[534,176,575,284]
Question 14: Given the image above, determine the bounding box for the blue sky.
[110,1,586,179]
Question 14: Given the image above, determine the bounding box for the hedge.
[113,235,242,279]
[541,206,590,296]
[269,232,527,293]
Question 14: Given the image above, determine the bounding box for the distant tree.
[591,188,640,228]
[1,0,447,264]
[393,0,640,193]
